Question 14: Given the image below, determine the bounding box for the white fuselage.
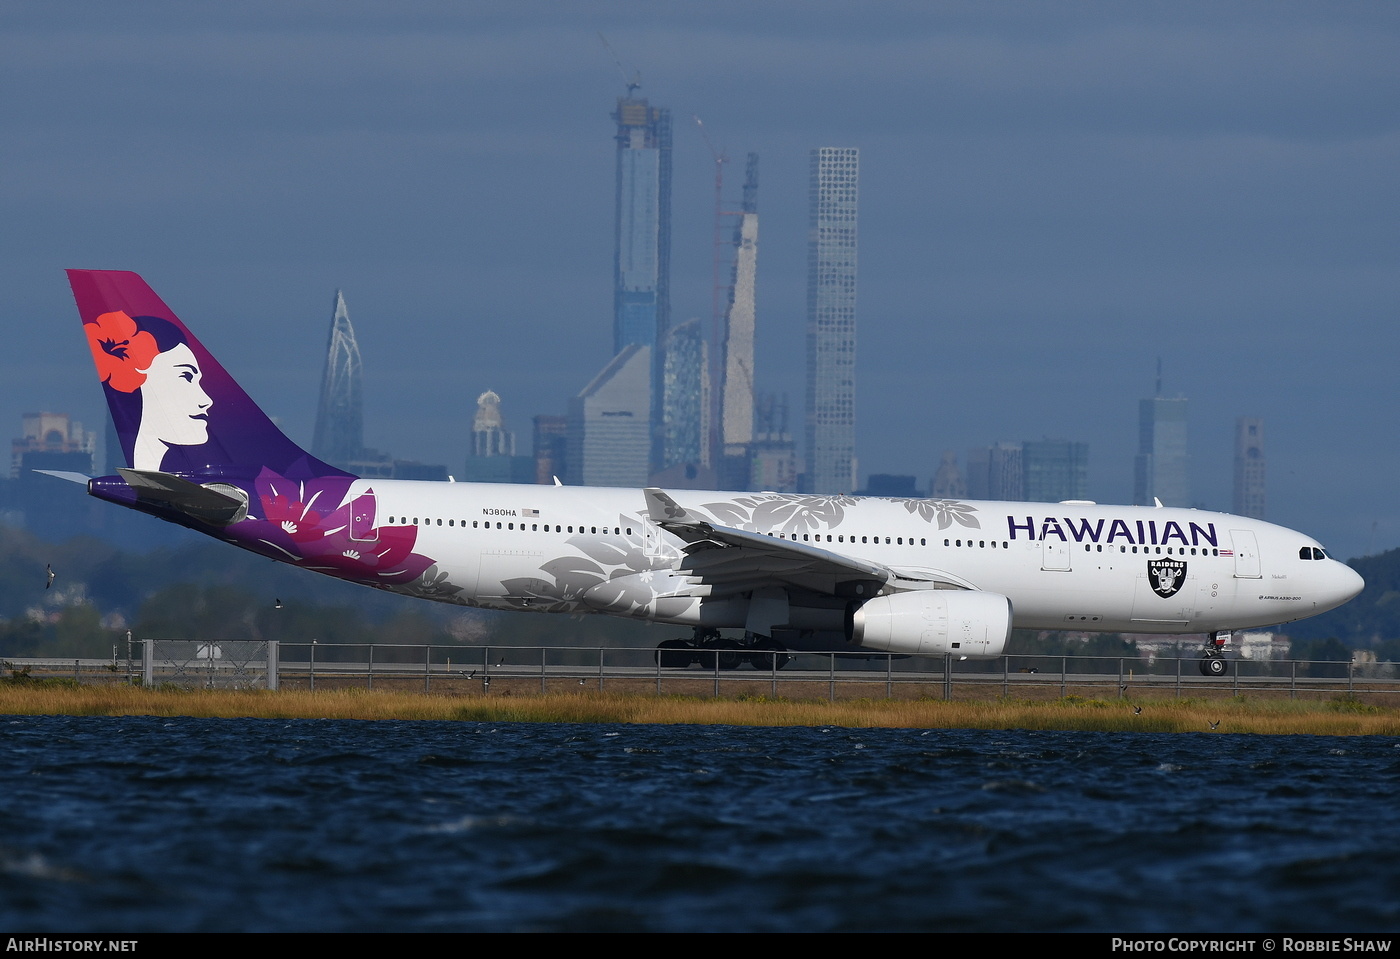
[347,481,1363,637]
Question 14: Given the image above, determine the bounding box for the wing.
[644,487,890,598]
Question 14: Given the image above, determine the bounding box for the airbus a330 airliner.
[59,270,1363,675]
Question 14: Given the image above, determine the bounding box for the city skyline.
[4,6,1397,560]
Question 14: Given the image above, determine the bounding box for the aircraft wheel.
[1200,656,1228,677]
[714,640,743,671]
[656,640,694,669]
[745,650,791,670]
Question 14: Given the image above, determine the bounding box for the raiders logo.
[1148,558,1187,599]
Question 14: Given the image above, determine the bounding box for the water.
[1,716,1397,932]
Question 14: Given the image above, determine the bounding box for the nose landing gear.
[1199,630,1232,677]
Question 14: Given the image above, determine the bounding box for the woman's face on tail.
[141,342,212,446]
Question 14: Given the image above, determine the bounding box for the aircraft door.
[643,516,666,558]
[1229,529,1262,579]
[349,490,379,542]
[1041,538,1071,571]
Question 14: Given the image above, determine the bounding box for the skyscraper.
[12,412,95,478]
[1135,396,1190,507]
[719,153,759,489]
[1022,438,1089,503]
[312,290,364,469]
[613,95,671,355]
[567,345,651,488]
[805,147,859,494]
[966,442,1024,501]
[749,394,797,493]
[930,451,967,499]
[611,92,671,471]
[532,415,568,486]
[470,390,514,459]
[1234,417,1266,519]
[465,390,533,484]
[661,318,708,471]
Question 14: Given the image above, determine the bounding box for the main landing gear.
[655,628,792,670]
[1199,630,1231,677]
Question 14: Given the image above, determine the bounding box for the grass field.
[2,682,1399,735]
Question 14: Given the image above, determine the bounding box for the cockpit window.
[1314,547,1328,560]
[1299,546,1329,560]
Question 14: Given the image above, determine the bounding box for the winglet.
[643,487,697,525]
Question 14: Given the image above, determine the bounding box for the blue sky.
[3,2,1397,557]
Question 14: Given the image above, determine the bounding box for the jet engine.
[848,590,1012,658]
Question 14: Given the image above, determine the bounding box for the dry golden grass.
[1,683,1399,735]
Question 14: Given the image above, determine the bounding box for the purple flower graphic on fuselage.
[235,469,435,585]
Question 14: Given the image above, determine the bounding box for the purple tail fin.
[67,269,351,481]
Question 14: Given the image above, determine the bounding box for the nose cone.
[1321,561,1364,613]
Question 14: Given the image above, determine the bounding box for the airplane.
[59,269,1364,676]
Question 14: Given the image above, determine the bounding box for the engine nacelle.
[849,590,1012,658]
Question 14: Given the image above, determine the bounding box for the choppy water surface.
[1,716,1398,931]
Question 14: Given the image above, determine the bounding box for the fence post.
[1118,658,1124,699]
[309,640,316,691]
[1291,659,1297,700]
[143,638,154,688]
[771,650,778,699]
[829,653,836,703]
[886,653,893,700]
[1003,655,1009,698]
[944,653,952,701]
[267,641,279,691]
[1061,656,1067,698]
[367,644,374,691]
[598,646,605,691]
[1175,654,1181,698]
[540,646,547,694]
[1348,660,1354,696]
[423,645,431,693]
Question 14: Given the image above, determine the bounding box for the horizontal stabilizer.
[116,468,249,526]
[32,470,91,486]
